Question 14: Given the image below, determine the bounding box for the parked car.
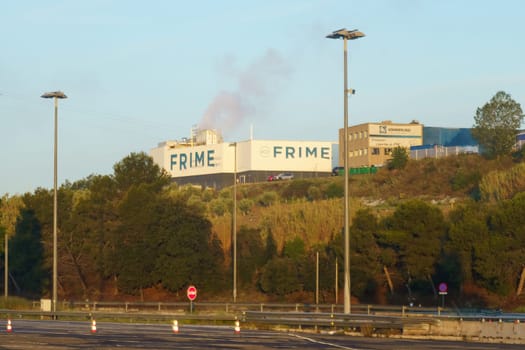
[267,175,276,181]
[276,173,294,180]
[332,166,344,176]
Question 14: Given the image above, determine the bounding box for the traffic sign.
[438,282,448,295]
[187,285,197,301]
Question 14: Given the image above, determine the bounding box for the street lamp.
[4,226,7,299]
[229,142,237,303]
[41,90,67,317]
[326,28,364,314]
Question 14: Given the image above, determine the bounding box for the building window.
[364,131,368,138]
[372,148,380,155]
[364,148,368,155]
[385,148,392,155]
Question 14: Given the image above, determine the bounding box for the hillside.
[4,152,524,307]
[211,153,517,251]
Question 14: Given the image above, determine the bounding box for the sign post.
[438,282,448,308]
[187,285,197,313]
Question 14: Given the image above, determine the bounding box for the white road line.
[288,333,363,350]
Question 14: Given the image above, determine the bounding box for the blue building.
[422,127,477,147]
[410,127,479,160]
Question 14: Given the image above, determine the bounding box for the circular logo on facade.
[260,146,271,158]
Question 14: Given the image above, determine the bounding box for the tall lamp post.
[326,28,364,314]
[4,228,7,299]
[41,91,67,317]
[229,142,237,303]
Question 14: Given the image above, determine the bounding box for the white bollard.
[234,319,240,335]
[91,319,97,334]
[6,319,13,333]
[172,320,179,333]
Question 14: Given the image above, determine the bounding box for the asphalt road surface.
[1,319,524,349]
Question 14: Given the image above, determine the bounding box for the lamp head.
[41,91,67,99]
[326,28,365,40]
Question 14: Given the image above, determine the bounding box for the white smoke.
[199,49,291,135]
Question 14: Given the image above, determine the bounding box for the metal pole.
[343,37,351,314]
[4,230,7,299]
[335,257,338,304]
[316,251,319,307]
[233,143,237,303]
[53,96,58,317]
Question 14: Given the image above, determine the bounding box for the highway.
[1,319,524,349]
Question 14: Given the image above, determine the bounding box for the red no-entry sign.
[187,285,197,301]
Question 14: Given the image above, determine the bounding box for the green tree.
[381,200,447,295]
[258,191,278,207]
[388,147,409,170]
[307,186,322,201]
[153,194,225,293]
[472,91,523,159]
[238,198,254,215]
[259,257,302,295]
[115,184,158,298]
[113,152,170,193]
[0,194,24,240]
[10,209,45,298]
[0,194,25,294]
[282,236,305,261]
[444,201,489,289]
[473,192,525,295]
[263,231,278,262]
[324,182,343,199]
[349,209,383,301]
[58,186,97,298]
[209,198,228,216]
[82,175,120,294]
[236,226,265,285]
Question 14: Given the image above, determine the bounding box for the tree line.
[1,90,524,306]
[1,151,525,307]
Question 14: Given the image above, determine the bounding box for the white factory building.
[150,129,336,189]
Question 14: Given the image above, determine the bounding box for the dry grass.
[209,154,522,254]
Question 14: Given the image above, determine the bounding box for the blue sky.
[1,0,524,195]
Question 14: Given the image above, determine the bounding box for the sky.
[1,0,524,195]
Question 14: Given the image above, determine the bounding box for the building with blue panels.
[422,127,477,147]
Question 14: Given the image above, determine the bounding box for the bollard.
[6,319,13,333]
[91,319,97,334]
[172,320,179,334]
[234,319,240,335]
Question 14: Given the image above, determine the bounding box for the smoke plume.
[199,49,291,135]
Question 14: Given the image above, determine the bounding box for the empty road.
[1,319,524,349]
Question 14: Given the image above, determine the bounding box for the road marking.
[288,333,363,350]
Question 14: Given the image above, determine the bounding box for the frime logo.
[272,146,330,159]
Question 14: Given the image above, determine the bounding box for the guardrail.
[243,311,439,330]
[0,309,237,323]
[4,302,525,343]
[30,300,450,315]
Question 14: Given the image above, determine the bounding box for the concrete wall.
[404,319,525,343]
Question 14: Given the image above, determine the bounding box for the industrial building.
[411,127,479,160]
[151,121,488,188]
[150,129,335,189]
[339,120,424,168]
